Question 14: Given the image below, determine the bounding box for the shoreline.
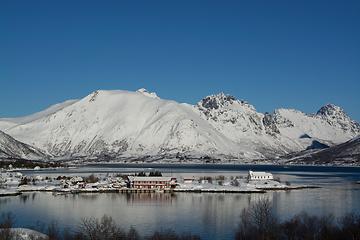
[0,184,320,197]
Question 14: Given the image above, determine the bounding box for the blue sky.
[1,0,359,123]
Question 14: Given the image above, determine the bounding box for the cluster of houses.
[2,168,275,194]
[125,169,273,190]
[57,175,128,190]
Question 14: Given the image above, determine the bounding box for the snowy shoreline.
[0,168,320,197]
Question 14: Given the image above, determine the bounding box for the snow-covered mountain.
[190,93,359,157]
[0,130,48,160]
[0,89,358,161]
[283,135,360,164]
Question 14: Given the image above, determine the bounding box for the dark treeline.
[0,160,62,169]
[0,212,200,240]
[235,198,360,240]
[1,198,360,240]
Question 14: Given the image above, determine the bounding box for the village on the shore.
[0,165,317,197]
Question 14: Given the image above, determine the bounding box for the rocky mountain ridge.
[0,89,358,161]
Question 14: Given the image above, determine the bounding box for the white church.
[247,169,273,181]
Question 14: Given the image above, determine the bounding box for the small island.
[0,169,318,197]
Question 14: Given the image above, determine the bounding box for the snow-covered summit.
[197,93,236,109]
[136,88,159,99]
[316,103,359,135]
[317,103,346,117]
[196,93,257,112]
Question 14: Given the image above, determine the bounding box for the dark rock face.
[317,103,346,117]
[200,93,235,109]
[262,112,280,136]
[272,109,295,128]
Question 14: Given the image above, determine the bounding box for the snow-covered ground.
[175,178,311,193]
[1,228,49,240]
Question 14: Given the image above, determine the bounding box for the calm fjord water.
[1,164,360,239]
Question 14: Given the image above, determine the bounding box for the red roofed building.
[128,177,177,190]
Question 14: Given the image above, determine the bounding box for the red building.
[128,177,177,190]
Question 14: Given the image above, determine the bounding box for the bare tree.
[146,229,201,240]
[232,180,240,187]
[338,212,360,240]
[235,197,281,240]
[235,207,253,240]
[80,214,126,240]
[0,211,16,228]
[250,198,280,240]
[46,220,61,240]
[0,212,16,240]
[127,226,140,240]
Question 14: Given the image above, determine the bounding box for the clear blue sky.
[1,0,359,123]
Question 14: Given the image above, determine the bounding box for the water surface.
[1,164,359,239]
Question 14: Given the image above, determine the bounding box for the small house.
[70,176,83,184]
[36,175,43,181]
[77,182,87,188]
[183,178,194,183]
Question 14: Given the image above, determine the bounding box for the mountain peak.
[317,103,347,117]
[196,93,257,113]
[136,88,159,99]
[197,93,236,109]
[316,103,359,135]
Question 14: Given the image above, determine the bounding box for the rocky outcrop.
[262,112,280,136]
[317,103,360,135]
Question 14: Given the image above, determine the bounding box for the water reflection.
[3,165,360,239]
[19,193,37,204]
[126,193,174,204]
[1,189,360,239]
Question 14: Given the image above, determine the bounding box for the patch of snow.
[7,228,49,240]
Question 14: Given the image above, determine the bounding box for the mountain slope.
[0,89,358,161]
[284,135,360,164]
[0,89,261,160]
[0,130,48,160]
[190,94,359,157]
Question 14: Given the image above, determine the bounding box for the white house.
[183,178,194,183]
[36,175,43,181]
[247,169,273,181]
[70,176,83,184]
